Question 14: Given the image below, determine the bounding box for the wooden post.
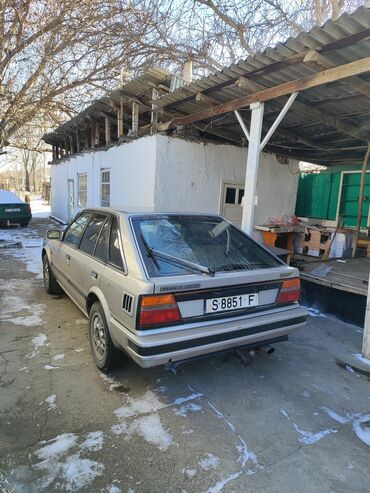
[151,88,159,135]
[90,126,94,148]
[105,117,111,146]
[132,101,139,137]
[69,135,73,154]
[117,97,124,138]
[352,143,370,257]
[241,102,264,236]
[363,271,370,360]
[94,121,100,147]
[64,138,68,156]
[76,130,80,153]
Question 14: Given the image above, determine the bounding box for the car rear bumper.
[0,213,32,225]
[109,304,307,368]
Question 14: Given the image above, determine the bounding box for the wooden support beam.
[303,49,370,98]
[195,92,217,106]
[105,117,111,146]
[94,121,100,147]
[159,57,370,134]
[353,144,370,257]
[117,98,124,138]
[151,88,159,135]
[76,130,80,153]
[132,101,139,137]
[90,126,94,148]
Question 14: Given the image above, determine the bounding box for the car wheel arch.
[86,287,111,325]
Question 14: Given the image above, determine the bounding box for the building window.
[101,169,110,207]
[77,173,87,208]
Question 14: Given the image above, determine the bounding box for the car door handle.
[65,254,70,262]
[91,271,98,280]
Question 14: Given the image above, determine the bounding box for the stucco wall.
[50,137,157,223]
[50,134,299,230]
[154,135,299,229]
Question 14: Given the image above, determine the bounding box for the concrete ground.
[0,218,369,493]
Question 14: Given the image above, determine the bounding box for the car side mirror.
[47,229,61,240]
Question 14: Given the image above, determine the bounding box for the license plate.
[205,293,259,313]
[5,208,20,212]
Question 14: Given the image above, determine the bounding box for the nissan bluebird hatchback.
[42,209,306,371]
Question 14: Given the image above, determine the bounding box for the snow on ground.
[0,287,45,327]
[199,453,220,471]
[352,353,370,366]
[124,414,173,451]
[81,432,104,452]
[26,333,48,359]
[45,395,57,411]
[280,409,338,445]
[321,407,370,446]
[54,353,65,361]
[174,402,202,417]
[107,484,122,493]
[30,197,51,219]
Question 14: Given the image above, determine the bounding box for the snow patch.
[182,468,197,478]
[199,453,220,471]
[45,394,57,410]
[34,431,105,491]
[107,484,122,493]
[27,333,48,359]
[114,390,168,418]
[123,414,173,451]
[352,414,370,446]
[74,347,84,352]
[281,409,338,445]
[306,307,325,318]
[174,403,202,417]
[54,353,65,361]
[321,407,350,424]
[43,365,59,370]
[352,353,370,367]
[81,431,104,452]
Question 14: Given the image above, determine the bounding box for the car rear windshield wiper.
[141,234,161,270]
[142,241,214,277]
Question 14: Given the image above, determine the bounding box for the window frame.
[78,212,109,258]
[77,173,88,208]
[101,168,110,207]
[62,210,93,248]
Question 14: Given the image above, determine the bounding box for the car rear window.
[131,215,281,278]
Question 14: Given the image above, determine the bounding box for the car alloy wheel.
[91,312,106,360]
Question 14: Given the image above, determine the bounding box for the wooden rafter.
[159,57,370,136]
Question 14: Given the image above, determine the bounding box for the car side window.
[94,217,109,262]
[79,214,107,256]
[63,212,92,247]
[109,217,124,269]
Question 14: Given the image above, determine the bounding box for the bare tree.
[0,0,366,155]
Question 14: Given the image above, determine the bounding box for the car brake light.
[277,278,301,304]
[139,294,182,327]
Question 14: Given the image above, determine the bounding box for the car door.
[70,213,109,305]
[51,211,93,304]
[50,211,92,299]
[99,216,133,329]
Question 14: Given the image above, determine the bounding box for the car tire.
[20,222,29,227]
[88,301,121,372]
[42,254,62,294]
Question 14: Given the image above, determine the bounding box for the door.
[71,213,109,306]
[338,172,370,228]
[53,211,93,303]
[68,179,74,220]
[221,182,245,227]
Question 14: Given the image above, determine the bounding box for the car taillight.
[277,278,301,304]
[139,294,182,328]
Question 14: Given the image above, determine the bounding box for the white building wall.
[154,135,299,230]
[50,137,157,223]
[50,134,299,231]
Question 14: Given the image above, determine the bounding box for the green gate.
[339,172,370,228]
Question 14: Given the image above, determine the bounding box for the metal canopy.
[44,6,370,167]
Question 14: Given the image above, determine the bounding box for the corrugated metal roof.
[45,7,370,166]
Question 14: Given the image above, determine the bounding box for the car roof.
[88,207,220,217]
[0,190,24,204]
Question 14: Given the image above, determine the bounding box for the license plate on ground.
[5,208,20,212]
[205,293,259,313]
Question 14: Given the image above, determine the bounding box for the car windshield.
[132,215,281,278]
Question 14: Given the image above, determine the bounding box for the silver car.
[42,209,306,371]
